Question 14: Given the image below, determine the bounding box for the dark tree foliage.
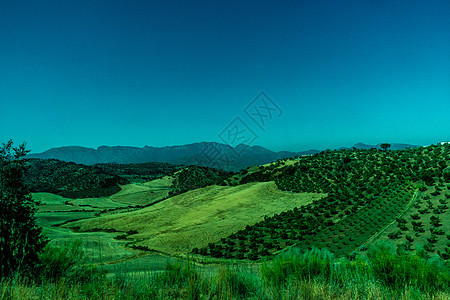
[24,160,182,199]
[24,159,129,198]
[0,141,47,278]
[170,165,233,195]
[444,167,450,182]
[380,143,391,151]
[95,162,181,177]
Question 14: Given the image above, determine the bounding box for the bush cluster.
[170,165,233,195]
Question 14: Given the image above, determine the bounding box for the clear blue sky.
[1,0,449,153]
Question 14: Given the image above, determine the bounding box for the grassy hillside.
[370,183,450,259]
[103,179,173,207]
[203,144,449,260]
[33,176,176,267]
[64,182,324,255]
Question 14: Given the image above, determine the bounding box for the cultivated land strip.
[65,182,323,255]
[361,189,419,249]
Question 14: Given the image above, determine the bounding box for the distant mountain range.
[26,142,420,171]
[27,142,318,171]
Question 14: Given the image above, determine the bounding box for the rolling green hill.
[37,144,450,262]
[30,144,450,266]
[201,143,450,260]
[64,182,324,256]
[18,143,449,300]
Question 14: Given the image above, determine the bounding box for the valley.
[7,142,448,298]
[35,177,323,273]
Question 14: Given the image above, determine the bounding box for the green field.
[34,176,177,269]
[34,178,320,273]
[65,181,323,256]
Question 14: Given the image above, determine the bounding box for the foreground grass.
[1,243,449,299]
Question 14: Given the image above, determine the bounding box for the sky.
[1,0,449,153]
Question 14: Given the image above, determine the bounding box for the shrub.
[411,213,421,220]
[430,216,441,227]
[38,240,103,283]
[149,259,205,299]
[261,248,334,287]
[388,230,402,239]
[215,266,260,299]
[367,242,450,293]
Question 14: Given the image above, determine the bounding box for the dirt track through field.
[360,190,419,249]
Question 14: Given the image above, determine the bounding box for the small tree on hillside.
[0,140,47,278]
[380,143,391,151]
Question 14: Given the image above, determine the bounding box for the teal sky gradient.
[1,0,449,153]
